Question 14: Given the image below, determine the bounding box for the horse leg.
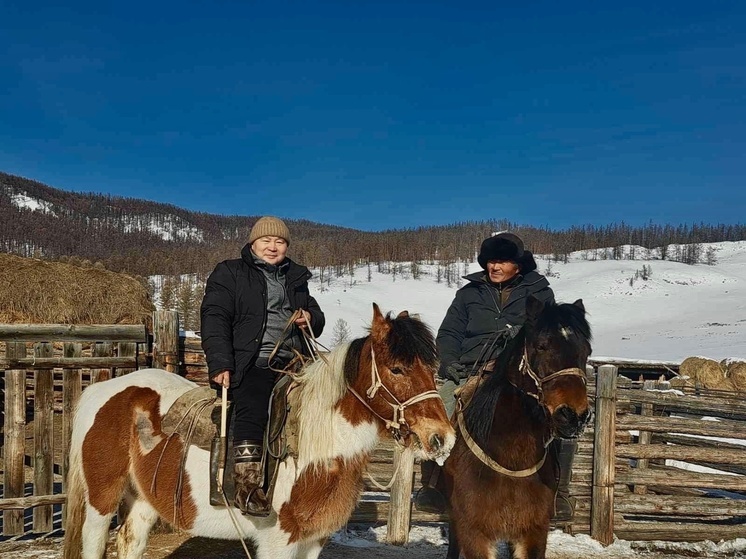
[81,507,115,559]
[511,529,548,559]
[449,520,497,559]
[115,498,160,559]
[295,538,326,559]
[458,533,498,559]
[446,520,461,559]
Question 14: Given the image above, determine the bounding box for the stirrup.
[414,486,447,514]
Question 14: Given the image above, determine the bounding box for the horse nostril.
[430,434,443,451]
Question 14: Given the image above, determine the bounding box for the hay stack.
[677,357,705,387]
[0,253,153,324]
[677,356,729,390]
[726,361,746,391]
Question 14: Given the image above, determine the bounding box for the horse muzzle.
[551,405,593,439]
[409,424,456,466]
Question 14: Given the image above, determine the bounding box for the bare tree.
[331,318,351,346]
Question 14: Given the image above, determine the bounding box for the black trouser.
[230,365,277,441]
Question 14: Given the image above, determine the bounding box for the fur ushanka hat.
[477,232,525,269]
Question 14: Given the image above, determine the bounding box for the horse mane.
[295,341,353,471]
[343,314,437,386]
[535,301,592,344]
[463,330,523,446]
[387,313,438,367]
[463,301,591,447]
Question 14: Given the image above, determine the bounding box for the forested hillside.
[2,171,745,279]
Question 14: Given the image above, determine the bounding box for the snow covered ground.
[309,241,746,363]
[6,241,744,558]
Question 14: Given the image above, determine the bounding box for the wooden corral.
[2,314,745,546]
[0,322,154,537]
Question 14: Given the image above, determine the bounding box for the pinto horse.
[443,296,592,559]
[62,304,455,559]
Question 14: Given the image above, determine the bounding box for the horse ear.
[371,303,390,341]
[372,302,384,322]
[526,295,545,323]
[397,310,409,318]
[573,299,585,313]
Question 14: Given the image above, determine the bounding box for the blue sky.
[1,1,744,231]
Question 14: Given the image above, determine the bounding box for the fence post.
[62,342,82,529]
[153,310,180,373]
[91,342,114,383]
[33,342,54,533]
[3,342,27,535]
[633,380,655,495]
[591,364,618,545]
[386,445,415,545]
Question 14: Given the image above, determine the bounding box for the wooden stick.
[218,385,228,488]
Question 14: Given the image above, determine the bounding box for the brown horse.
[62,304,455,559]
[443,296,592,559]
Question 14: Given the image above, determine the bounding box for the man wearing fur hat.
[200,216,325,516]
[416,232,578,522]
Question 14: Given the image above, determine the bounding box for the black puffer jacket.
[436,251,554,379]
[200,243,325,387]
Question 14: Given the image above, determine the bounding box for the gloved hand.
[439,362,466,384]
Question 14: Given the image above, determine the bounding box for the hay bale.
[678,357,707,383]
[726,361,746,391]
[0,253,153,325]
[697,359,727,389]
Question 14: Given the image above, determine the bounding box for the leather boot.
[553,439,578,522]
[414,460,447,514]
[233,440,271,517]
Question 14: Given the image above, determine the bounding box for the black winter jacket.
[436,252,554,380]
[200,243,325,387]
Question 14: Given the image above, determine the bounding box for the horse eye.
[390,367,404,375]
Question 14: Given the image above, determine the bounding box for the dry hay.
[0,253,153,325]
[677,356,729,390]
[677,356,706,386]
[726,361,746,391]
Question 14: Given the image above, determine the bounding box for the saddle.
[160,376,299,508]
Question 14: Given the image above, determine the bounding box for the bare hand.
[294,309,311,329]
[213,370,231,388]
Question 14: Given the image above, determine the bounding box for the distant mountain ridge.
[2,171,746,278]
[0,171,357,277]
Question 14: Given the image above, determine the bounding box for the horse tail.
[62,421,86,559]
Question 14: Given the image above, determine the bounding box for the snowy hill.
[310,241,746,362]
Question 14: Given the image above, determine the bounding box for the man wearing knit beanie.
[200,215,325,516]
[247,216,291,247]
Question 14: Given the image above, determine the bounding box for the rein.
[457,343,586,477]
[456,409,547,477]
[347,346,441,444]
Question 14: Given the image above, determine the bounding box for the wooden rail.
[0,314,175,536]
[4,319,745,545]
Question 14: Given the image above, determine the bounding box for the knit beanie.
[248,216,291,246]
[477,232,525,269]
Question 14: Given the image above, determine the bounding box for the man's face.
[251,236,288,265]
[486,260,520,283]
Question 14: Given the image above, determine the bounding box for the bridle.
[347,346,441,444]
[517,346,587,404]
[457,343,587,477]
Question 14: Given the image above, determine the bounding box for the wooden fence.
[0,315,177,537]
[3,318,745,544]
